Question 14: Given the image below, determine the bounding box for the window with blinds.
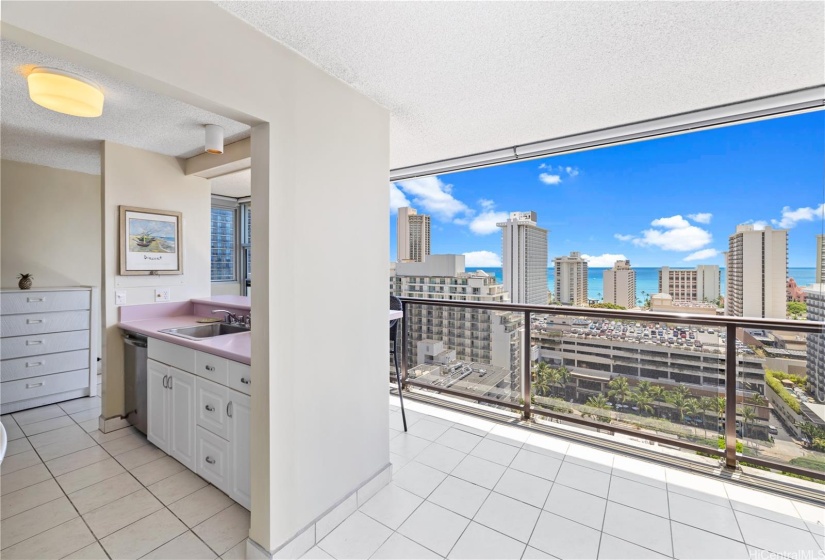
[211,207,236,281]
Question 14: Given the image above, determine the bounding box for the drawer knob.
[26,361,44,368]
[241,377,250,385]
[26,297,45,303]
[205,365,215,372]
[205,456,216,465]
[26,340,44,346]
[205,404,215,412]
[26,319,44,325]
[26,382,45,389]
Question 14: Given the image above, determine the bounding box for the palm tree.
[533,362,551,397]
[649,385,666,418]
[632,391,654,416]
[666,386,694,424]
[584,394,611,423]
[698,397,715,438]
[552,366,571,398]
[607,377,632,406]
[740,406,757,441]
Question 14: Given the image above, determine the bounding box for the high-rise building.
[817,234,825,284]
[804,284,825,403]
[389,254,522,372]
[396,207,430,263]
[603,260,636,308]
[725,225,787,318]
[497,211,548,305]
[554,251,588,306]
[658,265,720,303]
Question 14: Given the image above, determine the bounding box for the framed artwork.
[119,206,183,275]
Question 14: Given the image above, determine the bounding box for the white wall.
[212,282,242,296]
[0,160,102,359]
[101,142,211,418]
[3,3,390,554]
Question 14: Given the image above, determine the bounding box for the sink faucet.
[212,309,239,324]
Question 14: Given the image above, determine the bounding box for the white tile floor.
[2,394,823,560]
[1,396,248,559]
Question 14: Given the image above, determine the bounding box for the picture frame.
[119,206,183,275]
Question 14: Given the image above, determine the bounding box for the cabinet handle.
[205,456,216,464]
[227,401,233,418]
[26,340,44,346]
[241,377,250,385]
[26,297,45,303]
[26,361,44,368]
[205,404,215,412]
[26,382,45,389]
[162,375,168,388]
[168,376,173,390]
[26,319,44,324]
[205,365,215,372]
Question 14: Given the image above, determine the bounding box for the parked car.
[768,425,778,435]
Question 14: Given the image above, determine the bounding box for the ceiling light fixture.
[26,67,104,118]
[205,124,224,154]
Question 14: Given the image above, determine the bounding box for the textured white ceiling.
[211,168,251,198]
[217,1,825,170]
[1,40,250,175]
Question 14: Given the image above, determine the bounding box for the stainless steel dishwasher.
[122,331,148,434]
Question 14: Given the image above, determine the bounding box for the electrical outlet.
[154,288,171,303]
[115,291,127,305]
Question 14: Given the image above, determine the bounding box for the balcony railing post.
[724,323,738,470]
[401,300,408,388]
[522,311,531,421]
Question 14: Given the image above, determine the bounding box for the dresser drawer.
[227,361,251,395]
[195,351,228,385]
[196,377,230,440]
[1,291,90,315]
[196,426,231,491]
[0,330,90,360]
[1,311,89,338]
[1,350,89,382]
[1,369,88,404]
[148,338,195,373]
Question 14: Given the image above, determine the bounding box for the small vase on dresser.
[0,287,99,414]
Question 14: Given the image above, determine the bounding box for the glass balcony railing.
[392,298,825,487]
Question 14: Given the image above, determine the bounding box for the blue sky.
[390,111,825,268]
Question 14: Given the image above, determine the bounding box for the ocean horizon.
[470,267,816,301]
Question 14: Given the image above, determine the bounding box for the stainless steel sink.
[160,323,250,340]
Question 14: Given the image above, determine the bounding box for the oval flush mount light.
[26,67,104,117]
[205,124,224,154]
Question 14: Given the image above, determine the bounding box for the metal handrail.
[398,297,825,481]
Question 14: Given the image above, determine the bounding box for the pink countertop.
[118,313,251,364]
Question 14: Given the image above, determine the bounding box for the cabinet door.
[228,390,251,510]
[146,359,169,452]
[169,367,196,470]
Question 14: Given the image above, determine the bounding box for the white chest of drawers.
[0,287,99,414]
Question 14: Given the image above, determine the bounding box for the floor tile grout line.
[592,463,614,560]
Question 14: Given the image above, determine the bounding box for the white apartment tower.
[817,234,825,284]
[725,225,787,319]
[396,207,431,263]
[804,285,825,403]
[554,251,589,306]
[603,260,637,308]
[497,211,548,305]
[389,255,522,372]
[659,265,721,303]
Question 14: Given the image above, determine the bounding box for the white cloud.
[688,212,713,224]
[478,199,495,211]
[771,203,825,229]
[394,176,470,221]
[463,250,501,267]
[469,210,508,235]
[614,234,634,242]
[389,183,410,213]
[650,215,691,229]
[581,253,627,267]
[683,248,720,262]
[539,173,562,185]
[537,164,580,186]
[630,214,712,252]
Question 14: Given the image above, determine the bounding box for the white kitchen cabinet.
[228,391,251,509]
[147,339,250,511]
[147,359,170,452]
[146,358,196,470]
